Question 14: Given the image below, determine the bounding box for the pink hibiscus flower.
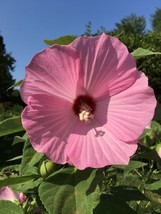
[0,186,26,203]
[20,33,156,170]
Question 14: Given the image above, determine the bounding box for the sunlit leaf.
[6,155,22,162]
[44,35,77,45]
[146,180,161,191]
[6,80,23,91]
[0,116,24,137]
[131,47,161,59]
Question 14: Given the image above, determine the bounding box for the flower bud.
[39,159,55,178]
[19,192,27,204]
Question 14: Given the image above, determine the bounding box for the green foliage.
[114,13,146,35]
[0,116,24,167]
[151,8,161,32]
[85,21,92,36]
[0,104,23,121]
[0,35,16,101]
[114,160,148,177]
[137,32,161,102]
[44,35,77,46]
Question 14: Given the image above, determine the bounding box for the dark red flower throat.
[73,95,96,123]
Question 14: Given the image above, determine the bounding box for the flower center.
[73,95,96,123]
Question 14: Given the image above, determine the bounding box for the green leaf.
[0,116,24,137]
[138,120,161,148]
[20,138,43,175]
[114,160,147,176]
[6,79,23,91]
[39,169,103,214]
[0,175,37,188]
[47,166,77,178]
[12,133,28,145]
[10,177,43,193]
[6,155,22,162]
[44,35,77,45]
[94,194,137,214]
[151,120,161,133]
[146,180,161,190]
[131,47,161,59]
[0,201,23,214]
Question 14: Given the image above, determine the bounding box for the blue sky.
[0,0,161,81]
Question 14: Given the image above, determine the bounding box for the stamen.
[79,110,94,123]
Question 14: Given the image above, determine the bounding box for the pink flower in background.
[156,144,161,158]
[0,186,26,203]
[20,33,156,170]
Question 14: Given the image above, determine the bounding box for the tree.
[105,14,146,53]
[151,8,161,32]
[84,21,92,36]
[137,31,161,102]
[0,34,15,101]
[114,13,146,35]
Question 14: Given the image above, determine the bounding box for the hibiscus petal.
[21,94,77,164]
[71,33,137,100]
[0,186,19,201]
[20,45,82,103]
[95,72,157,142]
[66,120,137,170]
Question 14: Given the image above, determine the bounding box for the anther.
[79,110,94,123]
